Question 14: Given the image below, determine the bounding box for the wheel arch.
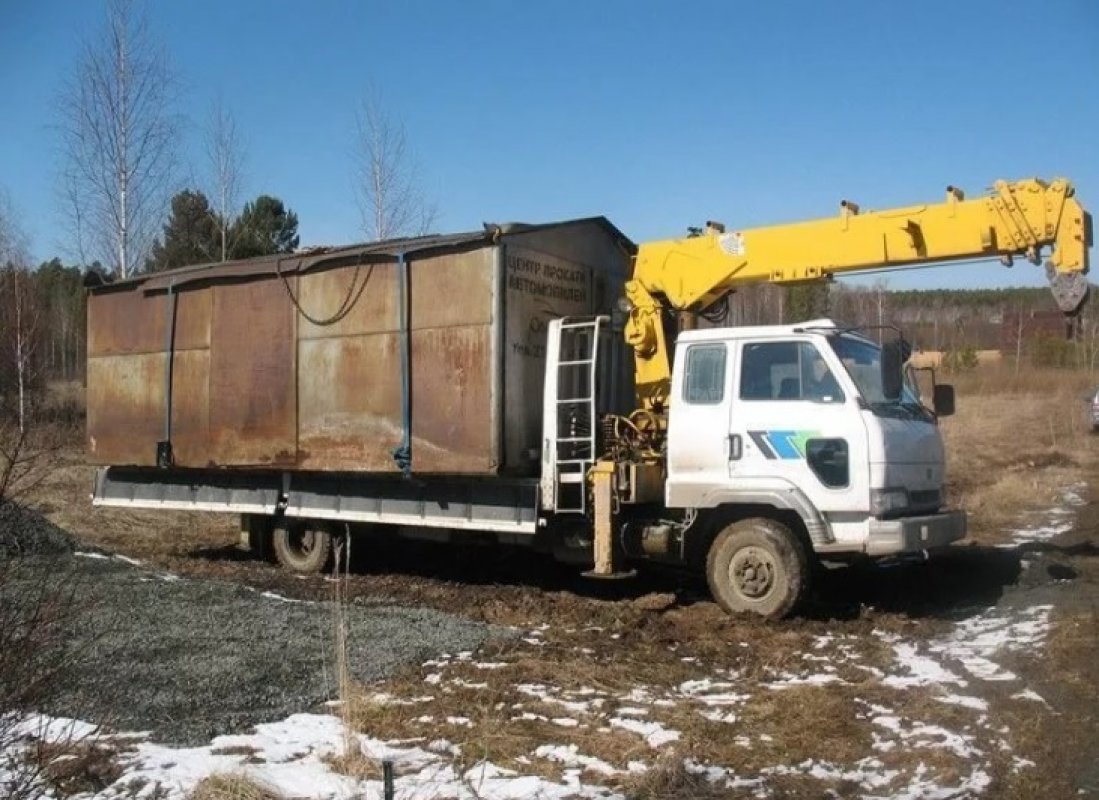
[685,501,819,569]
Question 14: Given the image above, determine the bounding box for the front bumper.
[866,510,967,556]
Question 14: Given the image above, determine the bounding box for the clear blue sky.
[1,0,1096,289]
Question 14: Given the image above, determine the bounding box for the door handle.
[729,434,742,461]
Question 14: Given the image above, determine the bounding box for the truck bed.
[92,467,540,538]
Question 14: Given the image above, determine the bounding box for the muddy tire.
[272,519,334,574]
[705,518,810,619]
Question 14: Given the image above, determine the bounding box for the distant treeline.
[0,259,85,401]
[2,262,1095,409]
[886,285,1076,311]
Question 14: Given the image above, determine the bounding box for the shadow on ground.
[189,525,1096,624]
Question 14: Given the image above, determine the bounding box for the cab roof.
[677,318,848,343]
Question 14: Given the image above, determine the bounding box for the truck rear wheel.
[272,519,334,574]
[705,518,810,619]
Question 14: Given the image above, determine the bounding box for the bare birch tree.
[0,201,36,435]
[0,196,46,503]
[352,89,437,241]
[205,97,246,261]
[58,0,179,277]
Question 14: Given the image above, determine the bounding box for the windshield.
[827,334,926,418]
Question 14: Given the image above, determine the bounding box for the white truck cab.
[665,319,965,561]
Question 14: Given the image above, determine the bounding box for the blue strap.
[391,253,412,477]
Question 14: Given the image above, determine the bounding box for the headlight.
[871,488,909,517]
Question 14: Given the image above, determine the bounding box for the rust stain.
[87,248,522,474]
[87,286,210,356]
[207,278,298,466]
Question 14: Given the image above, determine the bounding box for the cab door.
[729,338,869,520]
[666,340,734,498]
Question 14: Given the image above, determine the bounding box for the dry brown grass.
[335,607,920,789]
[189,773,284,800]
[940,363,1096,540]
[41,380,85,425]
[30,739,126,797]
[29,441,237,561]
[621,750,727,799]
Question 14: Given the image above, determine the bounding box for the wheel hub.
[730,546,776,599]
[291,528,317,556]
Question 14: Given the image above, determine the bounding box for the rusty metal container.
[86,218,633,475]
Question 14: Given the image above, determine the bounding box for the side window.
[806,438,850,488]
[683,344,727,404]
[739,341,844,402]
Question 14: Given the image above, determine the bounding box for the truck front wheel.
[705,518,810,619]
[272,519,334,574]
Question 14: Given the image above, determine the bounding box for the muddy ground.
[10,446,1099,798]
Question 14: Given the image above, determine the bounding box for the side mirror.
[933,384,955,417]
[881,340,907,401]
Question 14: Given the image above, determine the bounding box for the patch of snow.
[1011,755,1036,772]
[683,759,728,783]
[929,605,1053,682]
[1004,486,1084,546]
[872,715,981,759]
[699,709,738,724]
[621,687,654,704]
[1011,688,1048,704]
[882,642,965,688]
[74,551,109,560]
[259,591,301,604]
[609,717,681,748]
[864,760,992,799]
[764,672,843,689]
[533,744,618,776]
[450,678,489,690]
[367,693,434,707]
[515,684,605,714]
[11,715,102,743]
[761,757,900,792]
[937,694,989,712]
[511,712,548,723]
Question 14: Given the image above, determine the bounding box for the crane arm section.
[624,178,1091,407]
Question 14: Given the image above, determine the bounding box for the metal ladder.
[553,317,603,514]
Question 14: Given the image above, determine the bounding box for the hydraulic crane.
[566,178,1091,609]
[623,178,1091,410]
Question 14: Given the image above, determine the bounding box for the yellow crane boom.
[624,178,1091,408]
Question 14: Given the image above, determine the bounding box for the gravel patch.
[0,554,499,744]
[0,501,75,557]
